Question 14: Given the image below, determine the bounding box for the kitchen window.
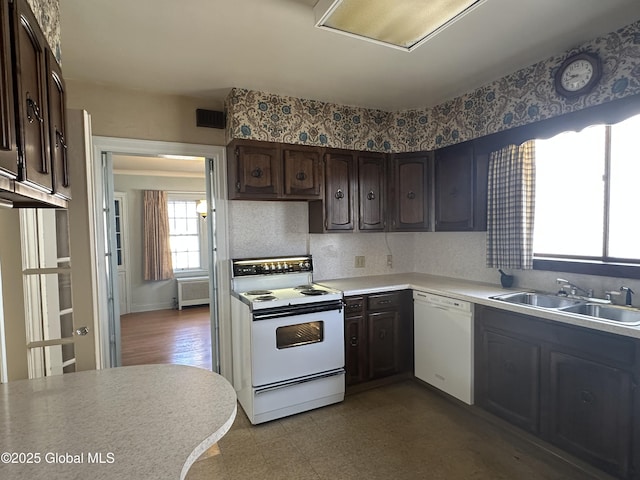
[533,112,640,278]
[167,195,207,273]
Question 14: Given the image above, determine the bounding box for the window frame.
[532,117,640,279]
[166,192,208,277]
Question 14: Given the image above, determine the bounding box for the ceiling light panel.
[314,0,486,51]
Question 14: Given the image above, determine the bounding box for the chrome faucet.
[620,286,634,306]
[556,278,593,298]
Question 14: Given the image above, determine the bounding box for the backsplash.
[226,19,640,152]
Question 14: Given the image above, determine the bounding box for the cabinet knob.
[335,189,344,199]
[350,336,358,347]
[503,360,516,374]
[295,171,307,181]
[407,191,416,200]
[580,390,595,404]
[367,190,376,200]
[251,167,263,178]
[379,329,386,340]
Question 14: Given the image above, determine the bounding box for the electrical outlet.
[387,255,393,268]
[355,256,365,268]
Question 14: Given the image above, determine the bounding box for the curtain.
[486,141,536,270]
[143,190,174,281]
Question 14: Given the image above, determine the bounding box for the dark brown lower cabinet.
[344,290,412,388]
[475,305,639,479]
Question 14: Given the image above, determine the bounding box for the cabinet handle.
[335,189,344,199]
[367,190,376,200]
[350,336,358,347]
[378,299,392,305]
[407,191,416,200]
[251,167,263,178]
[55,128,67,150]
[579,390,595,404]
[503,360,516,374]
[26,94,44,124]
[379,329,386,340]
[296,171,307,181]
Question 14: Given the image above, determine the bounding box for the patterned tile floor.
[186,380,612,480]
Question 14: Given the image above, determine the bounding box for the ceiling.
[112,154,205,177]
[59,0,640,112]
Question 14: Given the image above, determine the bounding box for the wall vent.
[196,109,225,129]
[176,276,210,310]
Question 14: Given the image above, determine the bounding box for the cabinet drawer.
[367,292,402,311]
[344,296,364,316]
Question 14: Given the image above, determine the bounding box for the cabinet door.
[11,0,51,191]
[323,151,355,231]
[548,351,633,478]
[389,153,429,231]
[367,310,401,379]
[479,330,540,434]
[283,147,321,198]
[230,142,280,198]
[0,0,17,178]
[345,315,367,386]
[46,50,70,199]
[357,153,386,231]
[435,142,474,231]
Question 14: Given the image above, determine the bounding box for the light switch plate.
[355,256,365,268]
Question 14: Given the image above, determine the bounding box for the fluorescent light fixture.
[314,0,486,52]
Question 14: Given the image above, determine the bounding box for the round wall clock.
[554,52,602,98]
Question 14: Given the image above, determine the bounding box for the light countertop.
[0,364,237,480]
[318,273,640,340]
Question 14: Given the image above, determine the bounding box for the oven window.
[276,321,324,349]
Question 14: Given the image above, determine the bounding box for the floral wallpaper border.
[27,0,61,63]
[226,19,640,153]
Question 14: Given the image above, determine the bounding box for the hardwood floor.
[120,306,212,370]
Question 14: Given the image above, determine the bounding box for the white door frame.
[89,137,231,379]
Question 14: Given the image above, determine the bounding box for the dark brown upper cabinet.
[227,139,322,200]
[357,153,385,231]
[0,0,68,208]
[434,140,488,232]
[46,49,70,200]
[282,145,322,198]
[11,0,51,193]
[312,149,355,232]
[388,152,430,231]
[0,0,17,179]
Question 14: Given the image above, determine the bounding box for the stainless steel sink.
[559,303,640,325]
[490,292,584,309]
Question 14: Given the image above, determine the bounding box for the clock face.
[560,59,594,92]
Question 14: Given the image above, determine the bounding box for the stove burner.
[299,289,327,296]
[255,295,277,301]
[246,290,273,296]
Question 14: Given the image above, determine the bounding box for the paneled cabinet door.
[367,310,401,379]
[435,142,474,231]
[479,329,541,434]
[323,151,355,231]
[547,351,633,478]
[0,0,17,178]
[389,153,430,231]
[283,147,321,198]
[11,0,51,192]
[344,314,367,386]
[357,153,386,231]
[46,50,70,199]
[231,142,280,198]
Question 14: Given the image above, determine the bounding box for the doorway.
[89,137,231,380]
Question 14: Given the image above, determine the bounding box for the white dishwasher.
[413,291,474,405]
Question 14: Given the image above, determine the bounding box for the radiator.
[176,276,210,310]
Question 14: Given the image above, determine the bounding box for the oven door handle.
[253,300,344,321]
[255,369,345,395]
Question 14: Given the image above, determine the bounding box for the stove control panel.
[232,255,313,277]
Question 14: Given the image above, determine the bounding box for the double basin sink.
[490,291,640,326]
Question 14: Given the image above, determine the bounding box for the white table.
[0,364,237,479]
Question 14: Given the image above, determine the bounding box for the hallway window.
[167,198,202,271]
